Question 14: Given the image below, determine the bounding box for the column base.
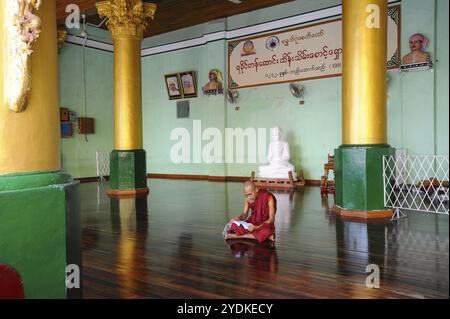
[107,187,150,198]
[332,205,393,220]
[334,144,395,217]
[109,149,148,195]
[0,171,81,299]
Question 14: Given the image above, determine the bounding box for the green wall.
[59,43,114,178]
[0,172,78,298]
[0,186,66,298]
[59,0,449,180]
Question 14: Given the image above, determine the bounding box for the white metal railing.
[383,155,449,220]
[96,151,110,182]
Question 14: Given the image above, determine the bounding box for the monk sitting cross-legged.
[225,181,276,243]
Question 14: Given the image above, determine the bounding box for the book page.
[233,221,253,230]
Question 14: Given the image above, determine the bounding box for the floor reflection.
[335,219,387,276]
[226,240,278,283]
[82,218,100,251]
[333,210,449,296]
[385,218,449,294]
[79,180,449,298]
[272,191,296,236]
[167,232,209,296]
[110,196,149,298]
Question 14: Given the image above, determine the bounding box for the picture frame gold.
[179,71,198,98]
[165,73,183,100]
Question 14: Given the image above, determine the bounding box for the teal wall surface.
[435,0,449,156]
[59,0,449,179]
[59,43,114,178]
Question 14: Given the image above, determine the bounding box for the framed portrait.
[165,73,183,100]
[69,111,77,122]
[180,71,197,98]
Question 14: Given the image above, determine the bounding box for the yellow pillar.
[342,0,388,145]
[0,0,60,175]
[334,0,394,218]
[96,0,156,195]
[113,37,144,149]
[0,1,81,299]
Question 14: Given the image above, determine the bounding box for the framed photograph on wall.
[165,73,183,100]
[69,111,77,122]
[180,71,197,98]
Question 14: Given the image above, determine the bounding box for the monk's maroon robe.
[229,189,276,243]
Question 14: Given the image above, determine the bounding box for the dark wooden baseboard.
[147,173,320,186]
[146,173,207,180]
[305,179,321,186]
[75,176,109,183]
[146,173,248,182]
[75,174,321,186]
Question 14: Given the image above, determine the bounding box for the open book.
[232,221,253,230]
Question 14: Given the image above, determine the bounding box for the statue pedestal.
[250,170,305,190]
[258,170,298,180]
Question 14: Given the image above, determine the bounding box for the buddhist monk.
[225,181,276,242]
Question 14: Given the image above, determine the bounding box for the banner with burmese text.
[228,5,400,89]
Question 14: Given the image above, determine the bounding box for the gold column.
[96,0,156,150]
[342,0,388,145]
[0,0,60,175]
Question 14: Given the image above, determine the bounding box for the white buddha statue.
[259,127,297,179]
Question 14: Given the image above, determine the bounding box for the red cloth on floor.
[229,189,276,243]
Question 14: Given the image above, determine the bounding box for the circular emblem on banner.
[266,36,280,51]
[242,40,255,56]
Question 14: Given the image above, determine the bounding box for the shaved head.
[243,181,258,203]
[244,181,256,191]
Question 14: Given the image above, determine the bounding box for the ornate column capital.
[96,0,156,40]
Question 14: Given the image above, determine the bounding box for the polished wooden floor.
[80,179,449,299]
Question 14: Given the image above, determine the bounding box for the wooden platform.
[250,170,305,189]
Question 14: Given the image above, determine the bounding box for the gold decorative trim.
[4,0,42,113]
[96,0,157,40]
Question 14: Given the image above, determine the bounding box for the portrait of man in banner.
[402,33,431,65]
